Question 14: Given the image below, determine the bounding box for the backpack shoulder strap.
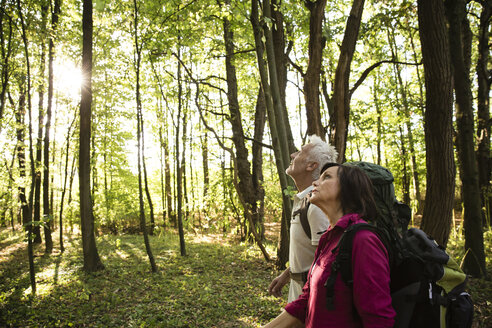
[325,223,383,310]
[292,196,311,239]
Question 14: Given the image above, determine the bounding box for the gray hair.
[306,135,338,180]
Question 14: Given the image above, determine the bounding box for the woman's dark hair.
[320,163,378,220]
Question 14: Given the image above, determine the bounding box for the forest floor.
[0,224,491,327]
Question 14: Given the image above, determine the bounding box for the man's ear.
[306,162,318,172]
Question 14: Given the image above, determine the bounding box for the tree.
[133,0,157,272]
[445,0,486,277]
[218,0,270,260]
[17,0,36,294]
[417,0,455,247]
[251,0,293,267]
[303,0,327,138]
[43,0,61,254]
[331,0,365,162]
[33,2,47,245]
[80,0,104,272]
[476,0,491,227]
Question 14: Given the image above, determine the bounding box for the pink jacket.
[285,213,395,327]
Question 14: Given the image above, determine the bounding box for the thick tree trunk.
[417,0,455,247]
[303,0,327,138]
[445,0,486,277]
[332,0,365,162]
[476,0,491,227]
[80,0,104,272]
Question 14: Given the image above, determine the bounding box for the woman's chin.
[309,194,319,206]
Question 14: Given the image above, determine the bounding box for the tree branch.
[350,60,421,97]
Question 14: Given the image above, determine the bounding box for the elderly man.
[268,135,338,302]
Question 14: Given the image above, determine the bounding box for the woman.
[263,163,395,328]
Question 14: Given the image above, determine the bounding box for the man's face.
[285,143,314,178]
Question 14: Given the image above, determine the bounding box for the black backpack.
[324,161,473,328]
[292,196,312,239]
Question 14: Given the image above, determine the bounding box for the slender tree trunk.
[175,39,186,256]
[80,0,104,272]
[417,0,455,247]
[43,0,60,254]
[16,87,36,293]
[17,0,37,294]
[0,0,13,128]
[303,0,327,138]
[252,87,266,240]
[133,0,157,271]
[476,0,491,227]
[332,0,365,162]
[251,0,288,266]
[33,25,46,244]
[271,0,295,153]
[387,29,412,206]
[59,117,74,253]
[181,95,188,222]
[373,76,382,166]
[201,128,209,226]
[158,99,166,227]
[445,0,486,277]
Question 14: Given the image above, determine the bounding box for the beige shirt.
[288,185,329,303]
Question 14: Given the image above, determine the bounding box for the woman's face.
[310,166,341,209]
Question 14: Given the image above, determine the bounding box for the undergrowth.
[0,228,285,327]
[0,227,490,327]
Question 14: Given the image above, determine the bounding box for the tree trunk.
[332,0,365,162]
[251,0,288,266]
[43,0,60,254]
[252,87,266,240]
[15,86,36,293]
[190,0,271,261]
[175,42,186,256]
[303,0,327,138]
[133,0,157,271]
[80,0,104,272]
[59,117,75,253]
[445,0,486,277]
[0,0,13,128]
[33,16,46,244]
[158,100,167,227]
[17,0,37,293]
[388,29,413,206]
[271,0,295,153]
[417,0,455,247]
[201,128,209,226]
[476,0,491,227]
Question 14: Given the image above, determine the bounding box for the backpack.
[292,196,312,239]
[324,161,473,328]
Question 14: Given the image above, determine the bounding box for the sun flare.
[54,60,83,99]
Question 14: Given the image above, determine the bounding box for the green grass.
[0,227,490,327]
[0,228,285,327]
